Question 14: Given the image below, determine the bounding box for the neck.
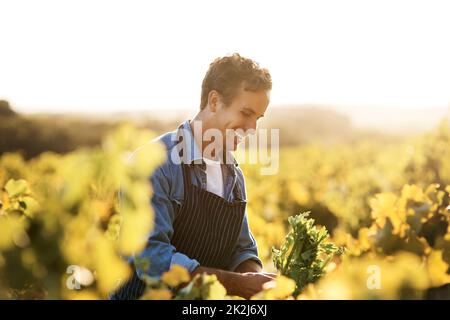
[189,112,221,161]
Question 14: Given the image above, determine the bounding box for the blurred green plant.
[0,124,165,299]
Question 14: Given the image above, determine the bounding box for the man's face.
[213,86,270,152]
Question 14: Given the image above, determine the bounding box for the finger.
[263,272,278,278]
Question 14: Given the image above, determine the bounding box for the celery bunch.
[272,212,343,296]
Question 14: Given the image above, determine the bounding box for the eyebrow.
[243,106,265,119]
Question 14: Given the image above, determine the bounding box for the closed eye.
[241,110,252,117]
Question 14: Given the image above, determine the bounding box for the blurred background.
[1,0,449,156]
[1,0,450,300]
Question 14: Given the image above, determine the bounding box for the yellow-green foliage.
[1,119,449,300]
[0,124,165,299]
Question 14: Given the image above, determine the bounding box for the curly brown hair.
[200,53,272,110]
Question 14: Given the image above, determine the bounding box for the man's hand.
[234,259,263,273]
[190,266,277,299]
[237,272,276,299]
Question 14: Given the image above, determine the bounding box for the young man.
[112,53,274,299]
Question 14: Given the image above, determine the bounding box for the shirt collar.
[176,120,239,168]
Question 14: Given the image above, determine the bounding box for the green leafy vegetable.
[272,212,344,296]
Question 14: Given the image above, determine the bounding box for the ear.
[207,90,221,113]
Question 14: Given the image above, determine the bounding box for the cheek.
[218,108,244,130]
[221,119,237,131]
[228,112,247,129]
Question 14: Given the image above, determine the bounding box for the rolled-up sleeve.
[228,212,263,272]
[134,164,200,279]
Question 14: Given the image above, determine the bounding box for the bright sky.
[1,0,449,113]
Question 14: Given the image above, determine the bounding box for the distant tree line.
[0,100,402,159]
[0,100,116,159]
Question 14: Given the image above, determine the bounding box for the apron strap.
[181,163,192,192]
[232,174,245,202]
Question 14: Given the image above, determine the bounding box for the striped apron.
[110,150,247,299]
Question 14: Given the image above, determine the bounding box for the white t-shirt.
[203,157,224,198]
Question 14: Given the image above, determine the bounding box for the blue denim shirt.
[132,120,262,279]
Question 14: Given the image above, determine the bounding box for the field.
[1,107,449,299]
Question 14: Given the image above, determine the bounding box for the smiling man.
[111,53,274,300]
